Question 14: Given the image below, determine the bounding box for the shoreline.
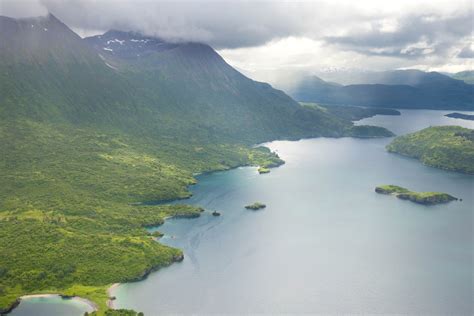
[3,148,286,315]
[2,294,99,315]
[107,283,120,309]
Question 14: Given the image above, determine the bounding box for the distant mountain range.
[449,70,474,84]
[286,70,473,110]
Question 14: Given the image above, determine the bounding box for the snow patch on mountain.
[106,39,125,45]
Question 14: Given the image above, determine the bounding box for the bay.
[112,109,474,315]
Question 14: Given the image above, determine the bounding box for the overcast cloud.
[1,0,472,83]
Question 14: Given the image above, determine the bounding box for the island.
[375,185,457,205]
[245,202,267,210]
[386,126,474,174]
[150,231,164,238]
[445,112,474,121]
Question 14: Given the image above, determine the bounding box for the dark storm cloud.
[25,0,319,48]
[0,0,472,60]
[0,0,363,48]
[324,13,473,58]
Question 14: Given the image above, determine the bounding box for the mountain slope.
[84,30,353,142]
[288,73,474,110]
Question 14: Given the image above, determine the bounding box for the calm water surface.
[112,110,473,315]
[12,110,474,315]
[10,296,94,316]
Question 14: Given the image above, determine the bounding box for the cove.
[112,110,473,314]
[9,295,95,316]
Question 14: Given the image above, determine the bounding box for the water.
[9,295,94,316]
[112,110,473,315]
[356,109,474,135]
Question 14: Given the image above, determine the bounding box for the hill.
[386,126,474,174]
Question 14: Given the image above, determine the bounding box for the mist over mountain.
[285,70,473,110]
[450,70,474,84]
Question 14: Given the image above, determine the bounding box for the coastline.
[2,150,284,315]
[107,283,120,309]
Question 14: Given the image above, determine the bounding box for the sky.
[1,0,472,84]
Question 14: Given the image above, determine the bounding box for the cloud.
[457,44,474,58]
[0,0,471,80]
[1,0,468,49]
[324,13,473,58]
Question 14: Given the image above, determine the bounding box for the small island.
[245,202,267,210]
[445,112,474,121]
[375,185,457,205]
[150,231,164,238]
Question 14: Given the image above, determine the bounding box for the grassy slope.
[386,126,474,174]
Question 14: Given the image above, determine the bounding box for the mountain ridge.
[287,72,474,110]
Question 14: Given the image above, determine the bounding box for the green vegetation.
[345,125,395,138]
[0,120,286,314]
[386,126,474,174]
[150,231,164,238]
[445,112,474,121]
[245,202,267,210]
[251,147,284,175]
[375,185,457,205]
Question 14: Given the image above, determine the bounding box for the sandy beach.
[107,283,120,309]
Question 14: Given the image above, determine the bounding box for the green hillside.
[0,14,392,314]
[387,126,474,174]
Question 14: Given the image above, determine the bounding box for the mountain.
[1,14,391,314]
[83,30,360,142]
[317,69,461,86]
[287,72,474,110]
[450,70,474,84]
